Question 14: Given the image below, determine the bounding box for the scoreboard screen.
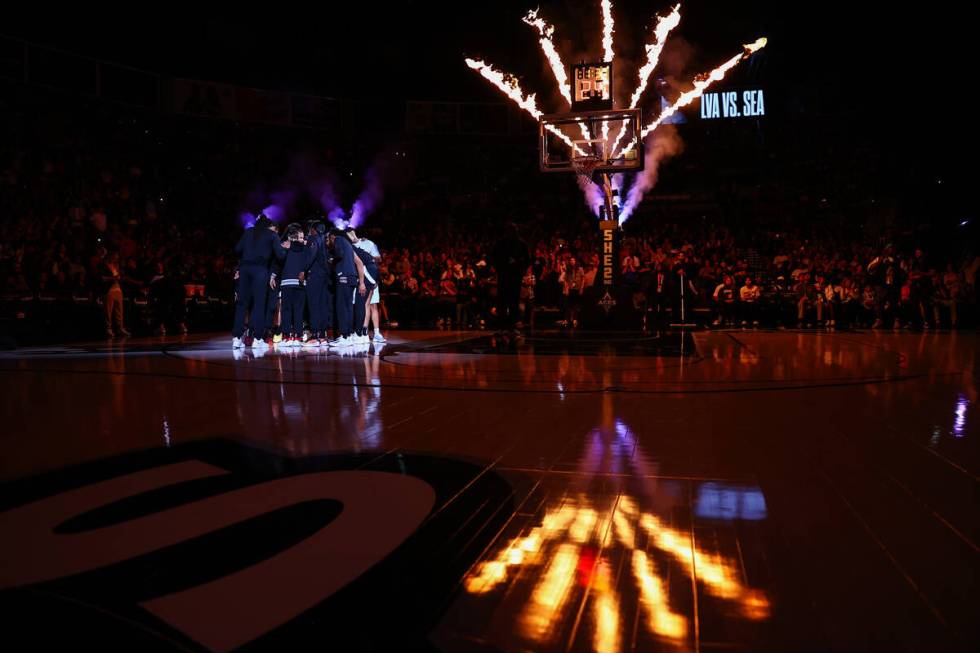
[571,63,612,111]
[699,89,766,119]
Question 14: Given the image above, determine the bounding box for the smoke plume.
[618,124,683,224]
[348,149,412,228]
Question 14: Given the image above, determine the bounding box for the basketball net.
[572,156,603,183]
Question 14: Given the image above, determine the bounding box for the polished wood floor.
[0,329,976,651]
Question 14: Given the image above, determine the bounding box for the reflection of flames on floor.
[464,493,769,651]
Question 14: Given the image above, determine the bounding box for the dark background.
[1,3,963,107]
[4,3,968,184]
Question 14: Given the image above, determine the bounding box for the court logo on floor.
[0,440,514,650]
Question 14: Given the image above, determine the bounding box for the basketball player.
[347,228,385,343]
[232,214,289,349]
[278,223,316,346]
[304,221,334,347]
[326,228,366,348]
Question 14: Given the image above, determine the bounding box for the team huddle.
[231,214,384,350]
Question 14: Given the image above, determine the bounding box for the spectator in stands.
[622,249,640,286]
[437,264,458,328]
[840,277,860,328]
[101,251,130,338]
[712,275,738,327]
[647,263,670,329]
[399,270,420,326]
[559,256,584,327]
[739,276,761,327]
[883,261,904,329]
[933,267,958,329]
[908,256,931,329]
[943,263,963,303]
[964,256,979,302]
[582,257,598,290]
[421,276,438,326]
[8,261,31,295]
[521,267,536,328]
[148,260,188,336]
[860,283,876,328]
[795,272,822,328]
[821,275,841,328]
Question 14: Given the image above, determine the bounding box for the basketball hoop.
[571,137,607,183]
[538,110,643,175]
[572,155,603,183]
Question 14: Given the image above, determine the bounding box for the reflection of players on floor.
[491,223,530,332]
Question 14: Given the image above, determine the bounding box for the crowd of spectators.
[372,226,977,331]
[1,83,976,339]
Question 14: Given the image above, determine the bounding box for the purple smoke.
[239,153,342,229]
[348,166,384,229]
[309,165,342,223]
[617,126,684,225]
[577,175,605,217]
[346,149,412,228]
[261,204,286,223]
[328,207,347,229]
[318,184,341,220]
[237,148,409,231]
[577,172,627,219]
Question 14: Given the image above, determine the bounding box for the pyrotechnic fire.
[464,58,584,154]
[608,3,682,156]
[600,0,615,63]
[464,2,766,220]
[632,4,682,107]
[523,9,592,141]
[523,9,571,106]
[599,0,615,144]
[465,57,542,118]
